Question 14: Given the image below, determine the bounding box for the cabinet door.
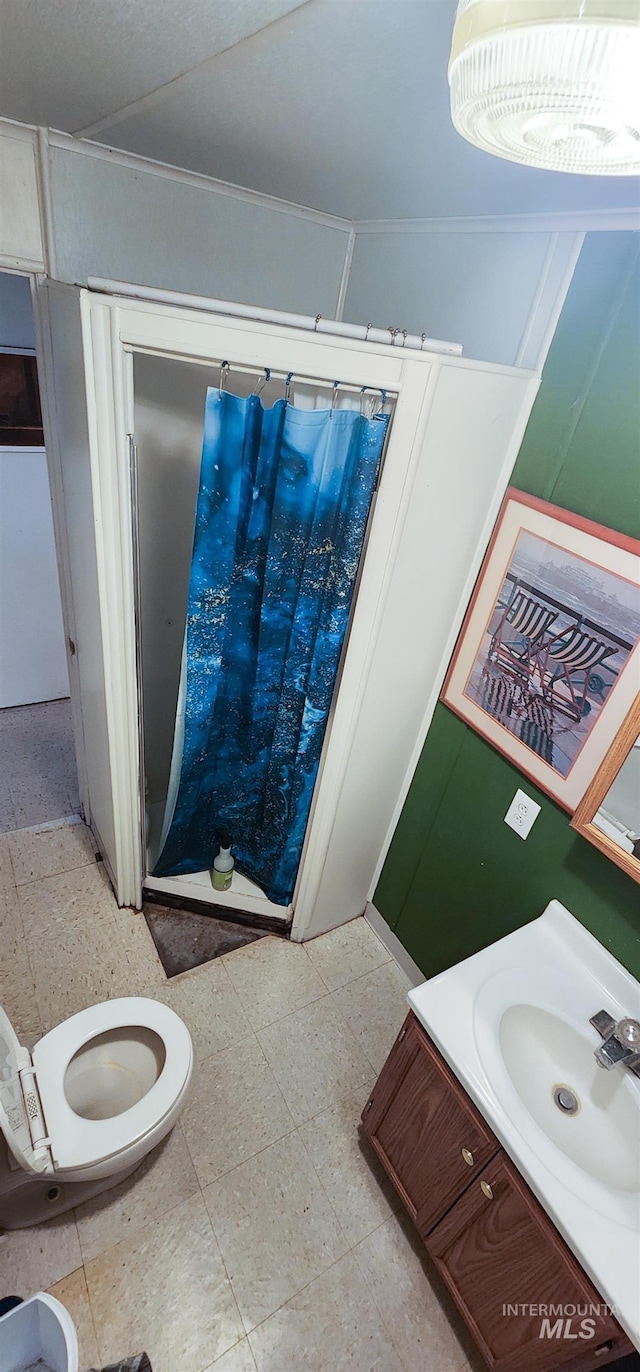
[426,1154,627,1372]
[361,1012,499,1233]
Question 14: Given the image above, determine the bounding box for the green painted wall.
[375,231,640,980]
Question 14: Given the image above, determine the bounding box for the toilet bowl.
[0,997,193,1229]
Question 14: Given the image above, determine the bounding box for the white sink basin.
[470,956,640,1229]
[498,1003,640,1193]
[408,900,640,1349]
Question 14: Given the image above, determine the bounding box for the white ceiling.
[1,0,638,221]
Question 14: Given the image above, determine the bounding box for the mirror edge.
[571,693,640,885]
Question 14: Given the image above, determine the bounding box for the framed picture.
[441,488,640,811]
[0,352,44,446]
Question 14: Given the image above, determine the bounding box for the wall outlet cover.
[504,788,541,840]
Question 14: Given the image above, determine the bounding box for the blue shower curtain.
[153,386,388,905]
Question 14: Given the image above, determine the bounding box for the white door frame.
[79,288,440,916]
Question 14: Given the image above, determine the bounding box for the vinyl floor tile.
[75,1124,200,1264]
[305,917,391,991]
[158,955,250,1062]
[257,994,371,1124]
[203,1133,349,1333]
[8,818,97,885]
[48,1266,101,1370]
[17,860,115,940]
[204,1339,257,1371]
[355,1214,470,1372]
[0,832,17,896]
[27,908,135,1033]
[0,885,41,1040]
[297,1083,401,1247]
[181,1036,294,1188]
[223,935,326,1030]
[113,904,167,994]
[85,1193,243,1372]
[0,1211,81,1296]
[331,959,411,1075]
[248,1251,403,1372]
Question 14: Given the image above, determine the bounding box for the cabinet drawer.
[361,1012,499,1233]
[426,1154,627,1372]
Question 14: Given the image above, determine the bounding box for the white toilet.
[0,997,193,1228]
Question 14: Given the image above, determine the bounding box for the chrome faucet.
[590,1010,640,1076]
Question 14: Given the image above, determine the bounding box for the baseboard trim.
[364,902,425,987]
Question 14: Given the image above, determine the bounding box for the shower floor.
[143,899,273,978]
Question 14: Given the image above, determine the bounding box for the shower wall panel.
[134,353,208,809]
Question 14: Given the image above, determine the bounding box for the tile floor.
[0,817,480,1372]
[0,698,79,832]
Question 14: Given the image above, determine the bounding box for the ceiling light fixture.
[448,0,640,175]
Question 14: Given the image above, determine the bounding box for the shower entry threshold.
[144,867,292,927]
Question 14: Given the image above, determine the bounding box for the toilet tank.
[0,1292,78,1372]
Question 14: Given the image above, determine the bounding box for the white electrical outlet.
[504,788,541,840]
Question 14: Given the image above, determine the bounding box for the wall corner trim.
[335,228,356,322]
[364,902,425,987]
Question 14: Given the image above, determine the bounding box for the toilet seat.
[32,998,193,1173]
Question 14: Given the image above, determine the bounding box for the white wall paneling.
[0,122,44,271]
[343,228,584,369]
[0,446,68,707]
[46,133,351,317]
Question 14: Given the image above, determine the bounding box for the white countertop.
[407,902,640,1351]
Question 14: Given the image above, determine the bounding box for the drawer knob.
[461,1147,474,1167]
[480,1180,494,1200]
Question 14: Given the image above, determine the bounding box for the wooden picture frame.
[570,695,640,883]
[441,489,640,811]
[0,352,44,446]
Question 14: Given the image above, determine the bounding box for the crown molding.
[353,208,640,234]
[0,115,38,142]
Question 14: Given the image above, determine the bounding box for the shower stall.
[37,280,538,941]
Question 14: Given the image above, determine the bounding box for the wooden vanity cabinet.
[362,1010,499,1232]
[361,1012,634,1372]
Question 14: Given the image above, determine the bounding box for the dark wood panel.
[427,1154,626,1372]
[362,1012,498,1231]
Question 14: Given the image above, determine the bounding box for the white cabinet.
[40,283,538,936]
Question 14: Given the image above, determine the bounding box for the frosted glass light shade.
[448,0,640,174]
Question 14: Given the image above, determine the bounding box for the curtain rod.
[86,278,463,358]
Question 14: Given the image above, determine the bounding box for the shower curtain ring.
[284,371,294,405]
[314,314,322,332]
[420,333,427,351]
[401,330,408,347]
[388,327,399,346]
[219,360,230,391]
[365,323,373,341]
[252,366,271,398]
[331,381,340,410]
